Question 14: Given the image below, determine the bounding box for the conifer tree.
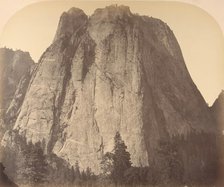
[111,131,132,183]
[85,167,92,180]
[70,166,75,183]
[74,161,81,180]
[21,141,48,185]
[156,140,183,184]
[100,152,114,177]
[70,161,83,185]
[81,170,87,181]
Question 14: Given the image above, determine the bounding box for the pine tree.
[71,161,85,185]
[111,131,132,184]
[70,166,75,183]
[74,161,81,179]
[100,152,114,177]
[156,140,184,184]
[85,167,92,180]
[15,147,28,183]
[21,141,48,185]
[81,170,87,181]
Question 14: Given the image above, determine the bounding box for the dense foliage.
[1,131,218,187]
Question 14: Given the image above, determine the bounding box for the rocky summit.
[1,5,218,180]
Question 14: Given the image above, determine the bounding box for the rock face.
[211,90,224,132]
[0,48,34,137]
[2,5,217,177]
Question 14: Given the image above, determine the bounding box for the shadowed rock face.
[211,91,224,184]
[211,90,224,132]
[0,48,34,112]
[0,48,34,139]
[2,5,217,176]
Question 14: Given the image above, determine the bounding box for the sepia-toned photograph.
[0,1,224,187]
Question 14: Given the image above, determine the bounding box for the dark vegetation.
[0,131,219,187]
[0,162,18,187]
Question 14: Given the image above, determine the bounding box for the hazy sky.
[0,1,224,105]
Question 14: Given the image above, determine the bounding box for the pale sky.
[0,0,224,106]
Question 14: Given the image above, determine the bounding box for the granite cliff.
[1,5,217,181]
[211,90,224,132]
[0,48,34,138]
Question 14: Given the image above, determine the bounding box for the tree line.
[1,130,217,186]
[99,131,184,186]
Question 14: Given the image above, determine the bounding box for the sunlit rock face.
[2,5,217,175]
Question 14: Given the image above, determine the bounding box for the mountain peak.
[103,4,131,14]
[218,90,224,100]
[212,90,224,107]
[0,47,34,65]
[2,6,218,181]
[67,7,86,16]
[92,4,132,21]
[53,7,88,41]
[220,89,224,96]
